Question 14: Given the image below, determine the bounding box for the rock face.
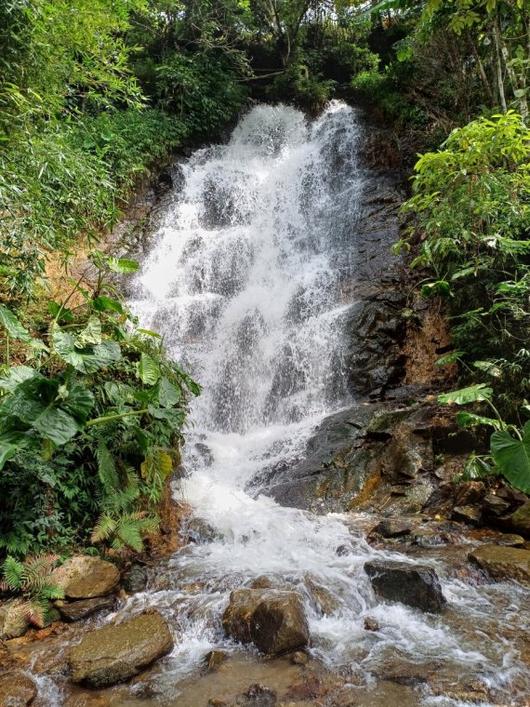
[222,589,309,655]
[468,545,530,584]
[365,560,446,613]
[52,556,120,599]
[68,610,173,686]
[0,672,37,706]
[57,596,115,622]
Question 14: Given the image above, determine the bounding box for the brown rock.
[510,500,530,536]
[53,556,119,599]
[0,672,37,705]
[290,650,309,665]
[372,518,412,538]
[455,481,485,507]
[364,616,380,631]
[68,609,173,686]
[468,545,530,584]
[452,505,481,525]
[57,596,115,622]
[0,601,29,640]
[222,588,309,655]
[204,650,228,671]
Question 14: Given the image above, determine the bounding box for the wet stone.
[371,518,412,538]
[452,505,482,525]
[290,650,309,665]
[0,600,29,639]
[468,544,530,584]
[365,560,447,613]
[204,650,228,671]
[57,596,115,622]
[186,517,219,544]
[235,683,277,706]
[0,671,37,706]
[68,609,173,687]
[364,616,380,632]
[510,500,530,536]
[122,564,148,594]
[52,556,120,599]
[482,493,511,517]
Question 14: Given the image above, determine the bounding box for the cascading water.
[122,103,530,705]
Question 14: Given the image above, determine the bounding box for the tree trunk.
[493,17,508,112]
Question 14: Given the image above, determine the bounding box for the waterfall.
[128,103,528,700]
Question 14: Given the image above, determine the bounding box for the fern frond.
[116,517,144,552]
[96,440,120,493]
[91,513,117,543]
[20,554,58,593]
[2,556,24,590]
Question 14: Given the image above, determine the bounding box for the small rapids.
[29,103,529,705]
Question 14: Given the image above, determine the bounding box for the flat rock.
[365,560,446,613]
[57,596,115,622]
[222,588,309,655]
[468,544,530,584]
[372,519,412,538]
[0,672,37,705]
[452,505,481,525]
[53,556,120,599]
[68,609,173,686]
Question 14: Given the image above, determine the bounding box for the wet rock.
[482,493,511,518]
[204,650,228,671]
[510,500,530,536]
[372,518,412,538]
[454,481,485,507]
[0,672,37,705]
[452,505,482,525]
[122,564,148,594]
[305,576,340,615]
[468,545,530,584]
[364,616,380,631]
[364,560,446,613]
[57,596,115,622]
[235,683,277,706]
[68,609,173,686]
[496,533,525,547]
[336,544,352,556]
[186,517,219,544]
[222,588,309,655]
[52,556,120,599]
[290,650,309,665]
[0,600,29,639]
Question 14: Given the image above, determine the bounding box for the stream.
[21,103,530,706]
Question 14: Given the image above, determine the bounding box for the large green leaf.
[438,383,493,405]
[491,421,530,493]
[0,366,37,393]
[456,411,505,431]
[158,376,181,408]
[137,353,160,386]
[106,257,139,274]
[75,317,102,348]
[92,296,124,314]
[52,328,121,373]
[0,304,32,342]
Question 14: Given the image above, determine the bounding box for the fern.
[2,556,24,591]
[96,440,120,492]
[140,447,173,503]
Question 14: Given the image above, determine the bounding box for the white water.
[126,104,529,705]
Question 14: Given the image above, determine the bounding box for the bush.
[0,253,199,557]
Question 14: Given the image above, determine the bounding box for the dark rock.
[455,481,485,507]
[364,616,380,631]
[57,596,115,622]
[336,545,352,556]
[372,519,412,538]
[468,545,530,584]
[204,650,228,671]
[222,588,309,655]
[304,576,340,615]
[52,556,120,599]
[235,683,277,706]
[122,564,148,594]
[364,560,447,612]
[510,500,530,536]
[482,493,511,517]
[68,609,173,686]
[0,672,37,706]
[186,517,219,544]
[452,505,482,525]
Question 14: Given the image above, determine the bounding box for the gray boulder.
[365,560,446,613]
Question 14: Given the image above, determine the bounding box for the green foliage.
[0,258,199,557]
[491,422,530,494]
[0,554,63,629]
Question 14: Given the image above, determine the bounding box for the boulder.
[0,600,29,640]
[482,493,511,518]
[68,610,173,686]
[372,519,412,538]
[454,481,485,507]
[222,589,309,655]
[57,596,115,622]
[509,501,530,536]
[364,560,446,613]
[468,545,530,584]
[122,565,148,594]
[0,672,37,706]
[52,556,119,599]
[452,505,481,525]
